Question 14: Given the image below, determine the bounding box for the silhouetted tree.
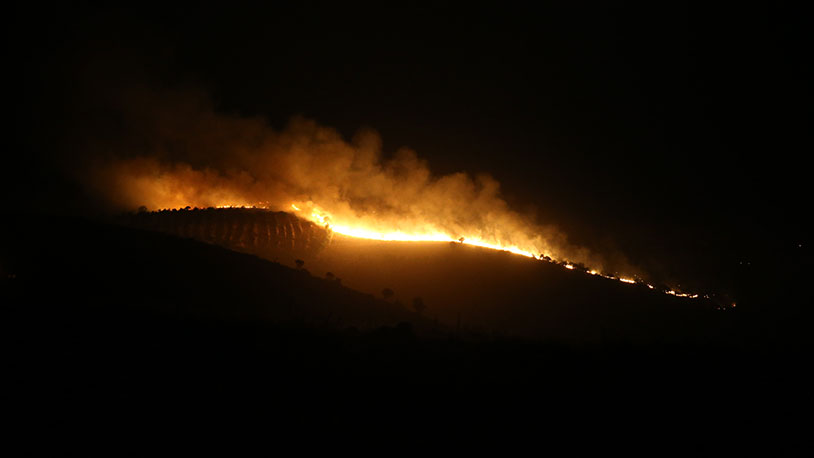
[458,237,465,243]
[295,259,304,269]
[412,297,426,314]
[382,288,394,301]
[326,272,335,280]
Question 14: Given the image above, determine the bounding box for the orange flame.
[284,201,713,301]
[290,202,537,258]
[146,201,708,301]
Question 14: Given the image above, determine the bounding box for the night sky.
[7,3,810,297]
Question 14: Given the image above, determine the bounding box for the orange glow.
[291,203,536,257]
[92,110,710,304]
[152,202,708,301]
[283,200,709,299]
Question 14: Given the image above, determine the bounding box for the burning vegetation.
[124,206,712,303]
[71,84,711,300]
[78,87,601,268]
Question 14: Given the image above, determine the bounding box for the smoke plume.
[73,83,615,272]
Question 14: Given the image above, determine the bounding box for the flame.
[146,201,709,302]
[291,203,536,257]
[282,201,710,300]
[81,89,713,304]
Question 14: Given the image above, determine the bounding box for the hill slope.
[112,208,731,342]
[3,213,810,429]
[2,213,427,330]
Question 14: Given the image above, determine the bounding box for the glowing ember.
[217,205,257,209]
[665,290,699,299]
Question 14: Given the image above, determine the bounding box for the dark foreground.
[3,215,811,437]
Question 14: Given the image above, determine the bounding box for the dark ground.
[3,214,811,438]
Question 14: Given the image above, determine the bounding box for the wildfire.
[665,290,699,299]
[282,201,712,300]
[290,203,537,258]
[150,201,708,302]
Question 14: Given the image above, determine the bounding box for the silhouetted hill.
[119,207,332,265]
[3,213,811,434]
[313,235,733,342]
[2,213,429,330]
[116,208,740,343]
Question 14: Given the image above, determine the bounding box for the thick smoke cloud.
[74,83,624,274]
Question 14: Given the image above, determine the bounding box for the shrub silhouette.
[295,259,305,270]
[382,288,394,301]
[412,297,426,314]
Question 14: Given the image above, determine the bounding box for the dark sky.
[7,3,810,295]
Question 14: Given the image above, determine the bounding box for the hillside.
[2,213,427,330]
[312,235,727,342]
[3,212,811,431]
[113,208,733,343]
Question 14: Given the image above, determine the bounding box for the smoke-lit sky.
[7,3,809,293]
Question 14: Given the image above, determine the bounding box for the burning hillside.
[75,86,618,277]
[123,207,712,306]
[112,207,722,340]
[66,84,719,298]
